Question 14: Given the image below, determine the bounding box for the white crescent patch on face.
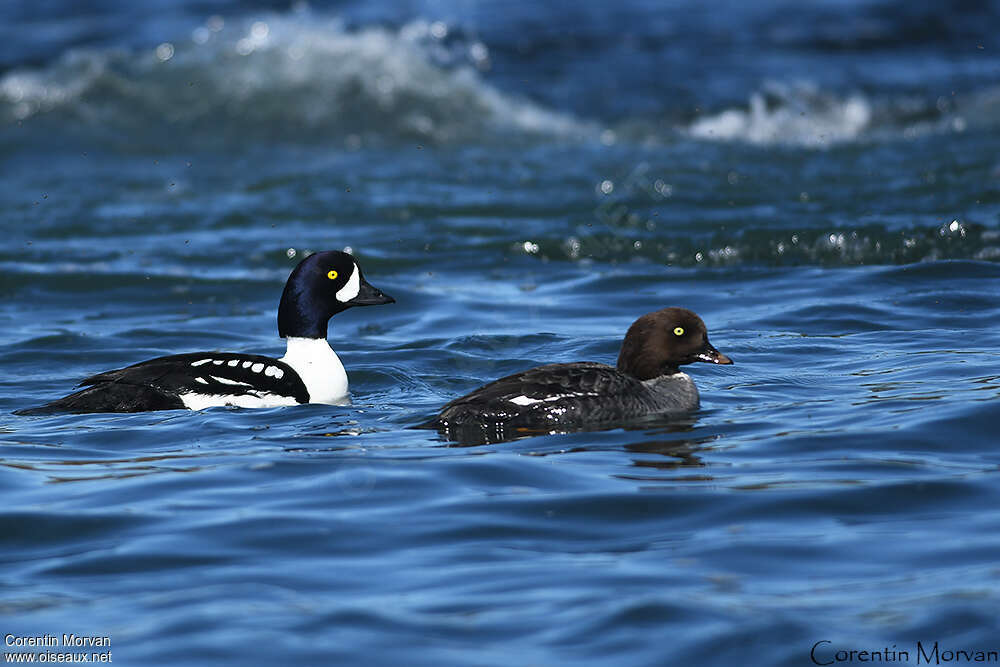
[335,264,360,303]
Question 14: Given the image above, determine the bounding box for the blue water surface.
[2,1,1000,665]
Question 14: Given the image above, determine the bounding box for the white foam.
[0,15,589,143]
[687,81,872,149]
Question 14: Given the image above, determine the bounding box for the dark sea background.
[2,0,1000,664]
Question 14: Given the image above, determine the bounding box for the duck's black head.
[616,307,733,380]
[277,250,394,339]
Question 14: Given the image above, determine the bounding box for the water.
[3,1,1000,664]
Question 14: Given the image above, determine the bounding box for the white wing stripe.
[509,392,599,406]
[210,376,253,387]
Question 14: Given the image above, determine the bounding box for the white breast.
[279,337,351,405]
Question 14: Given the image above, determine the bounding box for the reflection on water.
[624,438,711,470]
[430,411,707,447]
[0,452,207,483]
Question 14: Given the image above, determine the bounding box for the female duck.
[430,307,732,442]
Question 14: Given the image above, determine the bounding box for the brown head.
[616,307,733,381]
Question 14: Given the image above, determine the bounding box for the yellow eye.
[327,270,338,280]
[673,327,685,336]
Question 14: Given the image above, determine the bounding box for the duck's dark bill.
[695,344,733,365]
[349,280,395,306]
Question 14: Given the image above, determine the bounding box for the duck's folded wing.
[437,362,637,424]
[77,352,309,403]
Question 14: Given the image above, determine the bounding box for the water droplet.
[155,43,174,62]
[470,42,489,66]
[430,21,448,39]
[251,21,269,39]
[564,237,581,259]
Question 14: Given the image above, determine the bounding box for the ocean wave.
[0,13,589,145]
[683,80,1000,148]
[686,82,872,148]
[2,10,997,150]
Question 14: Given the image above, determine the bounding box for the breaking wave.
[1,9,997,149]
[0,13,589,146]
[684,80,1000,148]
[686,82,872,148]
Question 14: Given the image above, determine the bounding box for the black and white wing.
[20,352,309,414]
[435,362,647,428]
